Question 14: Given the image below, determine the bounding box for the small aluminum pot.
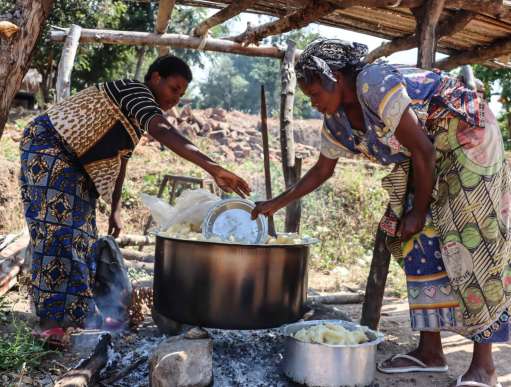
[153,234,313,329]
[282,320,384,387]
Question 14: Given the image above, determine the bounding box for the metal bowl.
[281,320,384,387]
[202,198,268,244]
[152,234,316,329]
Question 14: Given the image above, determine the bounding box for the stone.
[149,336,213,387]
[208,130,228,145]
[180,104,193,119]
[210,107,226,121]
[219,145,235,162]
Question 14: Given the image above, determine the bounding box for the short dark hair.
[144,54,193,83]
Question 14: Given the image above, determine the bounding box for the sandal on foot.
[455,376,502,387]
[32,327,68,349]
[377,354,449,374]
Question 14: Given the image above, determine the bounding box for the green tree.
[1,0,209,104]
[197,28,320,118]
[473,65,511,148]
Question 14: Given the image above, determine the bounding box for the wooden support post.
[56,24,81,102]
[360,227,392,330]
[260,84,277,237]
[134,46,146,81]
[279,41,302,233]
[50,28,286,59]
[412,0,446,69]
[155,0,176,56]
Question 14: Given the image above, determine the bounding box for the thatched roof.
[174,0,511,68]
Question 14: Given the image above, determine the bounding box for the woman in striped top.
[20,55,250,341]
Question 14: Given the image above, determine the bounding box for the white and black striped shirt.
[103,79,163,135]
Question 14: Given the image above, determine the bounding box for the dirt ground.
[1,273,510,387]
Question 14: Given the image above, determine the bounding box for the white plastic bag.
[169,189,220,231]
[141,189,220,232]
[140,193,177,231]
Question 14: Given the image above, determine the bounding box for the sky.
[195,11,502,114]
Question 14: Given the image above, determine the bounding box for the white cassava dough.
[293,323,369,345]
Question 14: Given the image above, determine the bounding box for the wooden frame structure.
[50,0,511,330]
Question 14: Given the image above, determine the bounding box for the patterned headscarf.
[295,38,368,88]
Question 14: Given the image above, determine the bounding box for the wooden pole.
[435,37,511,70]
[193,0,254,37]
[360,227,392,330]
[155,0,176,56]
[279,41,302,233]
[0,0,54,139]
[413,0,446,69]
[260,84,276,237]
[54,334,111,387]
[50,28,285,59]
[229,1,336,45]
[56,24,82,102]
[365,9,473,63]
[134,46,147,81]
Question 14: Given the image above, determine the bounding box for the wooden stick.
[98,355,148,386]
[54,333,111,387]
[360,228,392,330]
[436,36,511,69]
[308,292,365,305]
[365,10,474,63]
[193,0,254,37]
[50,28,285,59]
[115,234,155,248]
[120,248,154,262]
[56,24,81,102]
[260,85,276,237]
[228,2,337,45]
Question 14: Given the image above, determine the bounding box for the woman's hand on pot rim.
[251,199,282,219]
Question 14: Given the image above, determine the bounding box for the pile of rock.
[145,106,319,162]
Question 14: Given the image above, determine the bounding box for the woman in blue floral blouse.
[252,39,510,387]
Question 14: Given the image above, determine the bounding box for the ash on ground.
[209,328,292,387]
[104,323,294,386]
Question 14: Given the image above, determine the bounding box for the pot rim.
[281,319,384,348]
[155,232,319,247]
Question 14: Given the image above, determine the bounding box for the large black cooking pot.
[153,234,311,329]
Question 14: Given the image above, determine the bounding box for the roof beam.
[365,9,474,63]
[155,0,176,55]
[228,1,337,45]
[50,27,285,58]
[435,36,511,69]
[192,0,254,37]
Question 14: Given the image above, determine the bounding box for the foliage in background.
[197,29,321,118]
[473,64,511,149]
[0,0,209,104]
